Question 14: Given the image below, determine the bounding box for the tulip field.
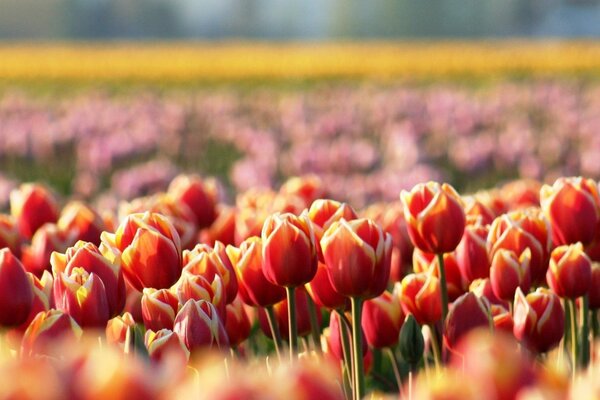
[1,43,600,399]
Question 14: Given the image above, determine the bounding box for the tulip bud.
[51,240,125,317]
[58,201,107,245]
[101,212,182,291]
[398,273,442,326]
[258,288,319,339]
[401,182,466,254]
[513,287,564,353]
[21,309,82,357]
[444,292,492,350]
[226,237,285,307]
[398,314,424,367]
[182,242,238,304]
[362,289,404,349]
[10,183,59,239]
[541,177,600,246]
[306,261,348,310]
[53,268,110,328]
[490,248,531,302]
[321,218,392,299]
[106,312,136,347]
[145,329,189,364]
[168,174,218,229]
[261,212,318,287]
[0,249,33,327]
[173,299,229,352]
[456,220,490,285]
[224,297,252,348]
[546,242,592,299]
[141,288,179,332]
[487,209,551,284]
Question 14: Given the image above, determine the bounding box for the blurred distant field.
[2,41,600,87]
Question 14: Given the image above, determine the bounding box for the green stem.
[569,299,578,379]
[428,324,442,372]
[265,305,283,361]
[580,295,590,368]
[436,253,449,324]
[593,309,599,338]
[306,294,322,353]
[336,309,354,394]
[351,297,365,400]
[386,348,402,392]
[564,299,571,346]
[286,286,298,361]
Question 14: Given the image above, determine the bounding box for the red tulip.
[0,249,34,327]
[262,212,318,288]
[226,237,285,307]
[401,182,465,254]
[362,289,404,348]
[21,309,82,357]
[21,223,76,277]
[53,268,110,328]
[444,292,492,350]
[141,288,180,332]
[513,287,564,353]
[398,273,442,325]
[57,201,107,245]
[51,240,125,317]
[173,299,229,352]
[173,273,226,321]
[455,219,490,285]
[546,242,592,299]
[101,212,182,291]
[490,304,513,333]
[306,262,348,310]
[168,174,218,229]
[489,248,531,302]
[280,175,327,208]
[487,209,551,284]
[308,199,358,261]
[541,177,600,246]
[10,183,59,239]
[463,196,496,226]
[182,242,238,304]
[199,205,236,246]
[326,310,367,361]
[145,329,189,364]
[501,179,542,210]
[321,218,392,299]
[224,296,252,347]
[14,271,53,332]
[469,278,508,308]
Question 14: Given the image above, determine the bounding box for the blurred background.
[1,0,600,211]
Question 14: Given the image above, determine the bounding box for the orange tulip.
[308,199,358,260]
[57,201,107,245]
[546,242,592,299]
[280,175,327,208]
[398,273,442,325]
[455,219,490,285]
[541,177,600,246]
[141,288,180,332]
[168,174,218,229]
[321,218,392,299]
[173,273,226,321]
[306,261,348,310]
[199,205,236,246]
[401,182,465,254]
[489,248,531,302]
[362,289,404,348]
[21,309,82,357]
[106,312,136,347]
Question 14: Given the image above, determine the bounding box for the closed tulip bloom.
[308,199,358,259]
[14,271,53,332]
[141,288,180,332]
[53,268,110,328]
[413,249,465,301]
[258,288,320,339]
[174,273,225,321]
[168,174,218,229]
[224,297,252,347]
[51,240,125,317]
[21,223,76,277]
[0,249,34,327]
[541,177,600,246]
[173,299,229,352]
[398,273,442,325]
[546,242,592,299]
[10,183,59,239]
[58,201,107,245]
[0,214,22,257]
[106,312,136,347]
[463,196,496,226]
[182,242,238,304]
[145,329,189,364]
[306,262,348,310]
[21,309,82,357]
[401,182,466,254]
[444,292,492,350]
[490,248,531,302]
[262,212,318,287]
[456,220,490,285]
[487,209,551,284]
[321,218,392,299]
[469,278,508,308]
[226,237,285,307]
[101,212,182,291]
[590,263,600,310]
[513,287,564,353]
[362,289,404,349]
